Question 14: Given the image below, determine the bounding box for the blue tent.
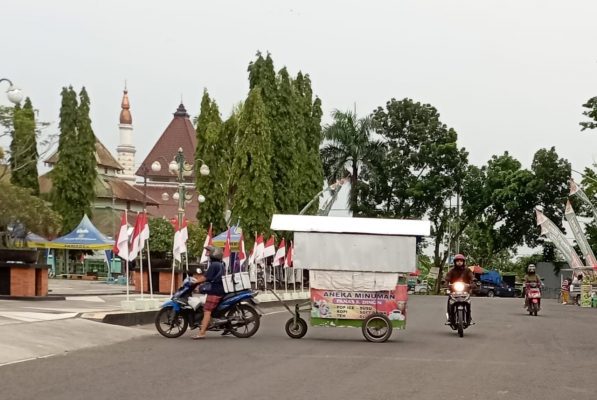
[480,270,502,286]
[49,214,114,250]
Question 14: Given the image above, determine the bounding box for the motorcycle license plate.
[532,299,538,303]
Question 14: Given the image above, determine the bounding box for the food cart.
[269,214,430,342]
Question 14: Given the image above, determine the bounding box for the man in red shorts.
[193,246,226,340]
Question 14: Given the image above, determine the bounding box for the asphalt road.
[1,296,596,400]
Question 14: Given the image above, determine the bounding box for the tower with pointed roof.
[135,103,200,221]
[117,88,136,183]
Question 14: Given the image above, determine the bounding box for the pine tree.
[76,87,98,218]
[195,92,226,232]
[231,88,274,238]
[221,107,241,212]
[51,86,97,233]
[10,98,40,194]
[274,67,300,213]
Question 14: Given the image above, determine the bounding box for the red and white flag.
[263,235,276,258]
[222,227,232,267]
[284,241,294,268]
[128,212,144,261]
[172,220,183,263]
[238,232,247,265]
[273,238,286,266]
[180,218,188,254]
[252,234,265,263]
[140,212,150,251]
[113,211,129,259]
[200,223,213,264]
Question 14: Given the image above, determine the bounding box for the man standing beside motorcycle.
[444,254,475,325]
[523,264,542,309]
[193,246,226,340]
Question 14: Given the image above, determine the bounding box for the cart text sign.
[311,286,408,320]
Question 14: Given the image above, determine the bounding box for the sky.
[2,0,597,179]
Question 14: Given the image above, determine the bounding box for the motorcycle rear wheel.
[226,304,261,338]
[155,306,188,338]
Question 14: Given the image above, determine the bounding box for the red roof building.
[134,103,201,222]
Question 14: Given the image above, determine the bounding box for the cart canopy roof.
[271,215,429,273]
[270,215,430,237]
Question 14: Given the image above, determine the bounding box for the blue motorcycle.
[155,276,261,338]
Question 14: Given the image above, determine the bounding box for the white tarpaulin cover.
[294,232,416,272]
[310,270,399,291]
[271,214,430,236]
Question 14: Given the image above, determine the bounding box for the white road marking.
[0,354,56,368]
[65,296,105,302]
[0,312,78,322]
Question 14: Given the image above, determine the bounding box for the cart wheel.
[362,313,393,343]
[285,317,308,339]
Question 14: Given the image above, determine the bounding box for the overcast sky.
[2,0,597,178]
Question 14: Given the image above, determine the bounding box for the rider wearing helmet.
[193,245,226,340]
[524,264,542,308]
[444,254,475,324]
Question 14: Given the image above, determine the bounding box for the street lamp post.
[0,78,24,104]
[151,147,209,265]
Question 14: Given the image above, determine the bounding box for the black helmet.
[205,245,223,261]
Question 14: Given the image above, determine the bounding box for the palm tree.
[320,110,385,213]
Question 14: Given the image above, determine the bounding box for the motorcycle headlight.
[453,282,465,292]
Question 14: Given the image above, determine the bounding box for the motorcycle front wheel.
[226,304,261,338]
[457,309,465,337]
[155,306,188,338]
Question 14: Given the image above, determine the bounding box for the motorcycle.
[525,281,541,316]
[446,281,472,338]
[155,275,262,339]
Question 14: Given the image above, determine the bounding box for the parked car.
[473,282,516,298]
[408,280,429,294]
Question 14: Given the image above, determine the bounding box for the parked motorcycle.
[155,276,262,338]
[446,281,472,338]
[525,281,541,316]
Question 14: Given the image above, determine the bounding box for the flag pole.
[138,213,144,300]
[146,240,153,299]
[125,211,130,301]
[170,259,176,297]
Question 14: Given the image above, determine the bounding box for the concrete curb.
[0,295,66,301]
[92,299,309,327]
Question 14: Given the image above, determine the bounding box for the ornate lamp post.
[151,147,209,231]
[0,78,24,105]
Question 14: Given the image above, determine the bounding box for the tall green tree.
[221,106,241,212]
[10,98,39,194]
[194,90,227,231]
[51,86,97,233]
[321,110,384,213]
[370,98,468,290]
[273,67,299,213]
[231,87,275,239]
[580,96,597,131]
[293,72,324,213]
[75,87,97,218]
[458,149,570,269]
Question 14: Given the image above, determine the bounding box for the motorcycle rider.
[444,254,475,325]
[193,246,226,340]
[524,264,542,309]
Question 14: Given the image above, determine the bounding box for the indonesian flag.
[200,223,213,264]
[253,234,265,263]
[238,232,247,266]
[172,220,183,263]
[128,212,144,261]
[113,211,129,259]
[263,235,276,258]
[139,212,150,251]
[222,227,232,267]
[273,238,286,266]
[180,218,188,254]
[284,241,293,268]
